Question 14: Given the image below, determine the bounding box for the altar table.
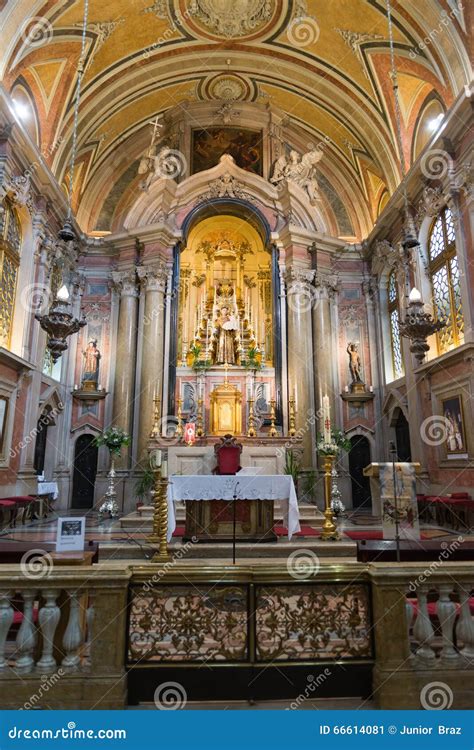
[166,475,300,541]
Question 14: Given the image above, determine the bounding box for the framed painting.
[0,396,8,453]
[191,127,263,175]
[441,395,466,455]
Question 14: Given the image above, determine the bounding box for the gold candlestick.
[148,467,171,562]
[269,399,278,437]
[196,397,205,437]
[288,396,297,437]
[320,453,339,540]
[247,398,257,437]
[175,397,183,438]
[149,395,161,438]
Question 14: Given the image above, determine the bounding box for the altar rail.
[0,562,472,708]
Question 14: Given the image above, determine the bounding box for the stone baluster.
[37,589,60,672]
[16,590,38,672]
[85,598,95,664]
[413,587,436,663]
[456,586,474,660]
[62,592,84,670]
[0,590,14,669]
[406,598,415,646]
[437,585,459,663]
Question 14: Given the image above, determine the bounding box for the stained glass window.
[388,269,404,379]
[0,200,21,349]
[428,207,464,354]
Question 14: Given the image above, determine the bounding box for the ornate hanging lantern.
[35,285,86,362]
[399,288,445,364]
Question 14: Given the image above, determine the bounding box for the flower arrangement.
[317,429,351,456]
[94,426,131,455]
[189,343,212,372]
[242,346,262,371]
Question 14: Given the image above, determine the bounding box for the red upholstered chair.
[213,434,243,475]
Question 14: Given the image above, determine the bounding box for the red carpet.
[344,530,435,541]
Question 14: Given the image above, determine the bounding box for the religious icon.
[441,395,465,454]
[82,339,101,384]
[184,422,196,446]
[347,342,363,384]
[212,306,239,365]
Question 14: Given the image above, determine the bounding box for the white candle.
[153,449,162,467]
[98,384,102,391]
[161,458,168,477]
[323,394,331,444]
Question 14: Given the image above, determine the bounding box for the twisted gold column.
[147,468,171,562]
[320,453,339,540]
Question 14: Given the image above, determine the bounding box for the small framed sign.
[56,517,86,552]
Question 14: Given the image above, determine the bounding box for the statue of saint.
[83,339,100,383]
[212,306,239,365]
[270,146,322,203]
[347,342,362,383]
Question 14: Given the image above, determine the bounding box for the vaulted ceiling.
[0,0,471,238]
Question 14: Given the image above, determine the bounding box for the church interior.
[0,0,472,711]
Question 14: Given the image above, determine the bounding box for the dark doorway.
[72,435,98,509]
[348,435,372,510]
[395,409,412,461]
[34,406,54,475]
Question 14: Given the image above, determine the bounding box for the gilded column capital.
[136,263,168,293]
[110,269,138,297]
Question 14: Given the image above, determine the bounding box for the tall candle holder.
[196,397,205,437]
[320,453,339,540]
[288,396,297,437]
[150,396,161,438]
[247,398,257,437]
[175,398,184,438]
[147,467,171,562]
[269,399,278,437]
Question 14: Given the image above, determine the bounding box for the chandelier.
[399,288,445,364]
[35,285,86,362]
[36,1,89,360]
[385,0,445,359]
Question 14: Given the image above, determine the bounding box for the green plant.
[93,426,131,455]
[317,428,351,455]
[284,449,300,484]
[242,346,262,371]
[189,343,212,372]
[302,469,318,502]
[134,460,155,501]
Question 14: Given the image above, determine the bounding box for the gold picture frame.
[441,394,466,455]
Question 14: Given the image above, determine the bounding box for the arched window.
[388,269,404,379]
[42,263,63,378]
[428,207,464,353]
[0,200,21,349]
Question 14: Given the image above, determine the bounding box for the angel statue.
[270,145,323,204]
[212,306,239,365]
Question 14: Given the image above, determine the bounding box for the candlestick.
[196,398,204,437]
[150,396,161,438]
[320,453,339,540]
[269,399,278,438]
[288,396,296,437]
[322,394,331,444]
[175,398,183,438]
[147,465,171,562]
[247,398,257,437]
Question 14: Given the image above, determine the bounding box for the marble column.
[285,268,316,467]
[312,273,339,424]
[136,263,168,461]
[111,270,139,468]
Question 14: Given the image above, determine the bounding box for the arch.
[411,93,446,164]
[71,434,98,509]
[181,198,271,247]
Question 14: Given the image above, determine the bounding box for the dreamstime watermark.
[407,535,463,592]
[420,149,454,180]
[286,669,332,709]
[21,669,65,709]
[20,16,53,49]
[154,681,187,710]
[409,4,464,59]
[420,681,454,710]
[276,406,322,458]
[9,404,63,460]
[142,537,198,592]
[20,548,54,580]
[142,6,198,58]
[287,549,320,580]
[287,15,320,47]
[419,414,451,447]
[154,148,188,180]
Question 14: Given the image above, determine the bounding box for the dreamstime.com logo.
[287,15,320,46]
[154,681,188,710]
[420,681,454,710]
[287,549,320,580]
[20,549,54,580]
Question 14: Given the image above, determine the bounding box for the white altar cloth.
[166,475,300,541]
[36,482,59,500]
